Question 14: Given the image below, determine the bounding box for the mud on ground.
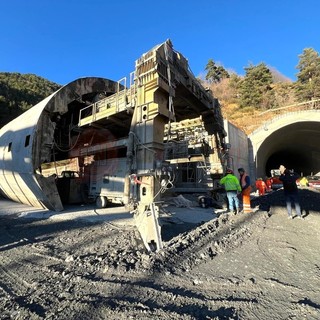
[0,188,320,319]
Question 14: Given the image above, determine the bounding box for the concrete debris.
[0,188,320,319]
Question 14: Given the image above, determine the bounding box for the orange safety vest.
[240,173,252,213]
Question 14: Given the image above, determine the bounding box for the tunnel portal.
[250,112,320,179]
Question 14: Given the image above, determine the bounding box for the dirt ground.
[0,188,320,320]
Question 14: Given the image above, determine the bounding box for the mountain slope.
[0,72,61,128]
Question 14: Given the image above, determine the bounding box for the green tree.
[239,63,275,110]
[0,72,61,128]
[205,59,229,83]
[295,48,320,101]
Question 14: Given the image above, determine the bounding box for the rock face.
[0,188,320,319]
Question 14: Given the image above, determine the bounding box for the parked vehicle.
[270,169,283,190]
[89,158,127,208]
[306,175,320,189]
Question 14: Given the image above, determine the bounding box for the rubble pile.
[0,188,320,319]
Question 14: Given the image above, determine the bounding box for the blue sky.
[1,0,319,85]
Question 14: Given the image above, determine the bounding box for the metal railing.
[245,99,320,134]
[78,76,136,127]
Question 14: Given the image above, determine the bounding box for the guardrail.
[245,99,320,134]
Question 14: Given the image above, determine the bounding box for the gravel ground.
[0,188,320,319]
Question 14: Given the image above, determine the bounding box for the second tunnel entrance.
[250,112,320,179]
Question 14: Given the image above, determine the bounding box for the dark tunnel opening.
[255,120,320,179]
[265,150,312,176]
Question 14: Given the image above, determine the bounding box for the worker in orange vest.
[265,177,273,192]
[238,168,252,213]
[256,178,267,196]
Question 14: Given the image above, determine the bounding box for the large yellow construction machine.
[0,40,228,251]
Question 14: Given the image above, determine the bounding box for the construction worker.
[256,178,267,196]
[219,168,242,214]
[299,176,309,187]
[238,168,252,213]
[265,176,273,192]
[279,165,303,219]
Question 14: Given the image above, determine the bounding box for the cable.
[53,131,81,152]
[129,131,156,154]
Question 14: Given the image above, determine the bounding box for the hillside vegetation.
[203,47,320,134]
[207,77,298,134]
[0,72,61,128]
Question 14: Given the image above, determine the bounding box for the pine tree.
[239,63,275,109]
[205,59,229,83]
[295,48,320,102]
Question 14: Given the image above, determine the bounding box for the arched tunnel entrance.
[253,120,320,178]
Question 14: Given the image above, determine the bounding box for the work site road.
[0,188,320,320]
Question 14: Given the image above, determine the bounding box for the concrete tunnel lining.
[0,77,120,211]
[255,121,320,178]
